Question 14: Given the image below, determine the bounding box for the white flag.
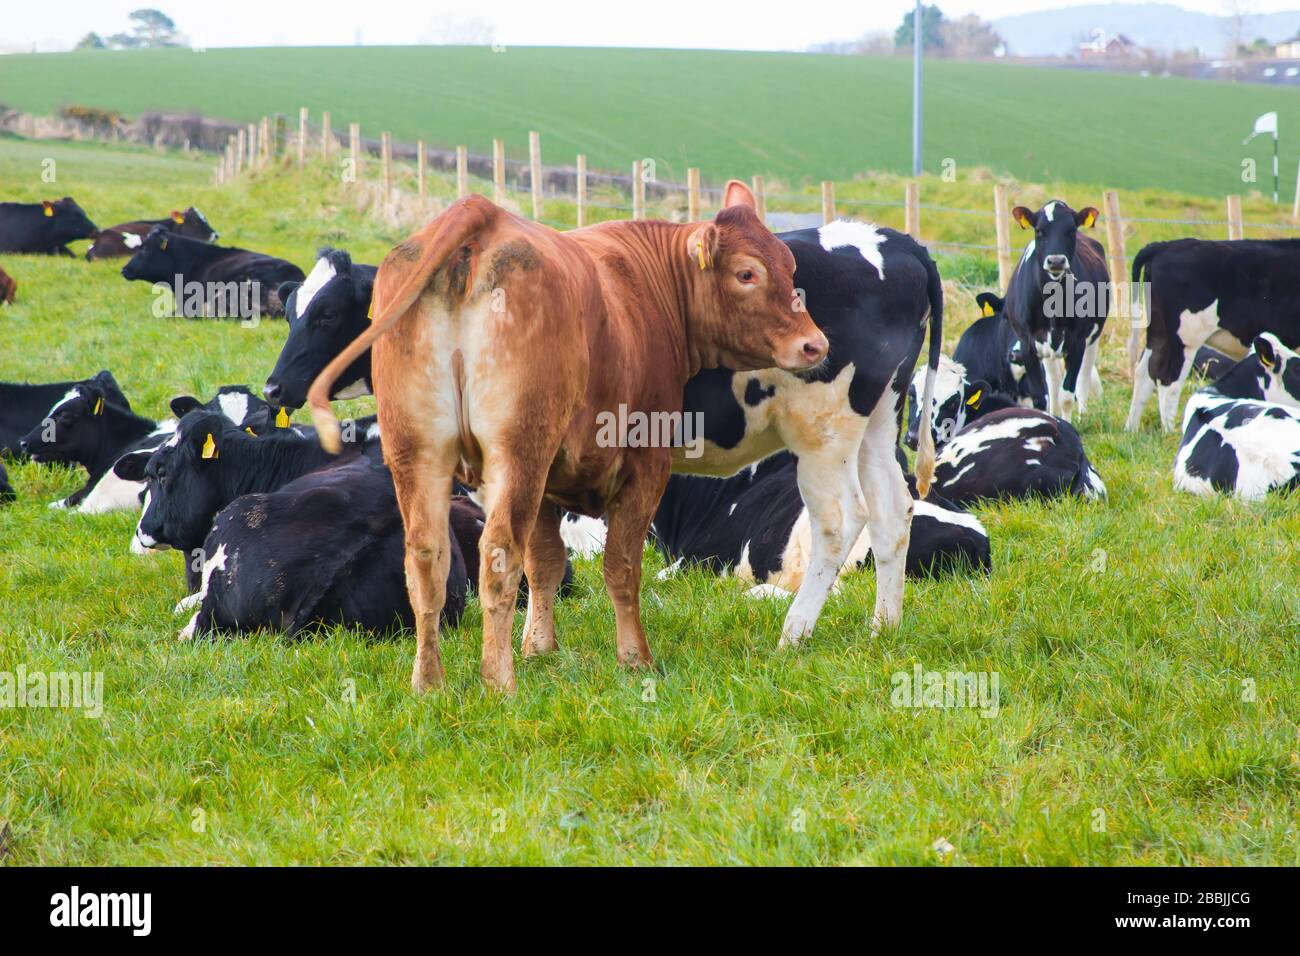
[1244,111,1278,145]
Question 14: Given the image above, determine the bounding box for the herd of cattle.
[3,186,1300,692]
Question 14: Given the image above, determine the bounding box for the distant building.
[1275,38,1300,59]
[1079,29,1142,60]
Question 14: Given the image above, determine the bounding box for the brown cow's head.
[687,181,827,373]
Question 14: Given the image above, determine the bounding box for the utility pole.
[912,0,923,176]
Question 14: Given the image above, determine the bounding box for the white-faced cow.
[0,198,99,256]
[1174,334,1300,500]
[121,226,305,318]
[86,207,218,261]
[1126,238,1300,432]
[955,292,1044,408]
[1005,200,1108,421]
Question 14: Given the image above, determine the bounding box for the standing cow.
[86,207,218,261]
[1004,200,1108,421]
[1126,237,1300,431]
[0,198,99,256]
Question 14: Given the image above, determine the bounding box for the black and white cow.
[0,197,99,256]
[0,461,13,504]
[1192,345,1235,382]
[176,457,477,640]
[18,382,282,513]
[905,355,1006,450]
[263,249,377,408]
[121,227,305,318]
[931,407,1106,506]
[955,292,1045,408]
[1,370,130,458]
[650,451,990,596]
[1005,200,1108,421]
[1174,334,1300,500]
[1126,238,1300,432]
[86,207,218,261]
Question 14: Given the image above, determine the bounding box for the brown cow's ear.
[721,180,757,211]
[688,222,720,271]
[1012,206,1035,230]
[1076,207,1099,228]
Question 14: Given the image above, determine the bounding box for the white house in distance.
[1079,28,1142,60]
[1276,37,1300,59]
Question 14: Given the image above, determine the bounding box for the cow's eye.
[736,269,756,284]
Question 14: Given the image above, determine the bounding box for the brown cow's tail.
[307,196,496,452]
[913,250,944,498]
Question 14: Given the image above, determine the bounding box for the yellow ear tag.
[966,389,983,407]
[43,204,54,217]
[245,426,256,435]
[92,396,103,416]
[697,243,709,271]
[276,407,290,428]
[1260,352,1275,369]
[201,433,218,460]
[367,303,373,320]
[1081,210,1097,228]
[171,212,185,224]
[160,237,168,250]
[981,302,995,317]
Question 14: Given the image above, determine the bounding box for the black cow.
[0,198,98,256]
[19,381,281,514]
[955,292,1044,408]
[264,249,377,408]
[176,457,477,640]
[1005,200,1108,422]
[651,452,990,593]
[1174,334,1300,500]
[1126,238,1300,432]
[0,461,14,504]
[932,406,1106,506]
[1,371,130,458]
[86,207,218,261]
[121,227,305,319]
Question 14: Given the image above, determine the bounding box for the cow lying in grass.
[19,381,282,513]
[1174,334,1300,500]
[2,370,131,458]
[0,197,98,256]
[86,207,218,261]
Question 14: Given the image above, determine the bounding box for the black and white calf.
[18,382,282,514]
[264,249,377,409]
[1127,238,1300,431]
[177,457,477,640]
[289,220,945,648]
[1,371,130,457]
[1005,200,1109,421]
[906,355,1008,450]
[932,407,1106,506]
[651,452,990,595]
[1174,334,1300,500]
[955,292,1045,408]
[121,227,305,318]
[0,197,98,256]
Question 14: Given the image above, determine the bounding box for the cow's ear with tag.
[200,432,219,460]
[1012,206,1035,230]
[976,292,1003,318]
[354,273,375,307]
[171,210,185,224]
[688,223,720,271]
[965,381,990,409]
[1254,335,1279,370]
[1076,207,1099,229]
[42,201,55,218]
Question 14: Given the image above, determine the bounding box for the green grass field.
[2,45,1300,197]
[0,137,1297,865]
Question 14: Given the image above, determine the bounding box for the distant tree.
[895,5,946,51]
[74,32,107,50]
[938,15,1002,58]
[106,32,142,50]
[129,9,180,47]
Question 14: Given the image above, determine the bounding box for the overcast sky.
[8,0,1300,52]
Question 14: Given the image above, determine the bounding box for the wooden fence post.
[632,161,645,220]
[246,123,256,169]
[456,146,468,198]
[321,111,332,160]
[752,175,766,224]
[1226,194,1244,240]
[381,131,392,193]
[492,139,505,204]
[529,131,543,221]
[235,129,246,176]
[1102,190,1127,328]
[905,181,920,239]
[417,141,427,199]
[349,123,361,178]
[821,181,836,224]
[273,114,285,158]
[298,107,308,167]
[260,117,271,164]
[993,183,1013,291]
[576,154,587,228]
[687,168,700,222]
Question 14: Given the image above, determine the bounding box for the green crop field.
[2,45,1300,197]
[0,136,1298,865]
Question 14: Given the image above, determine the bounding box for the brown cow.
[308,182,827,693]
[0,265,14,305]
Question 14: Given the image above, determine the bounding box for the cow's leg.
[1076,333,1102,415]
[602,453,670,667]
[1126,348,1157,431]
[1059,340,1086,422]
[521,505,568,657]
[1038,341,1065,417]
[776,429,868,648]
[857,399,912,633]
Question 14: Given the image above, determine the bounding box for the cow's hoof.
[479,667,517,694]
[522,633,558,657]
[412,656,446,694]
[616,649,654,669]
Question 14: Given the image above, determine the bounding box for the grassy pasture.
[0,137,1297,865]
[3,45,1300,197]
